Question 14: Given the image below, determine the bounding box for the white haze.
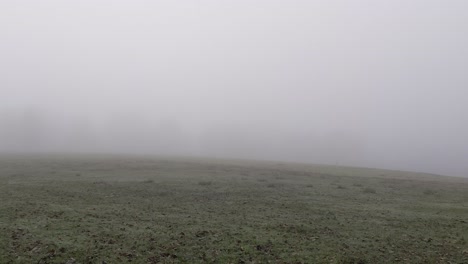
[1,0,467,176]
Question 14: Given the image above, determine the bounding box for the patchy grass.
[362,187,377,194]
[423,189,437,196]
[1,155,468,263]
[198,180,213,186]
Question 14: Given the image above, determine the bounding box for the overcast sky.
[1,0,467,176]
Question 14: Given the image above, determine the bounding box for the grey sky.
[1,1,467,176]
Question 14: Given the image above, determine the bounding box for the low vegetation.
[362,187,377,194]
[1,155,468,263]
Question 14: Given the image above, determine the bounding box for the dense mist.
[1,1,467,176]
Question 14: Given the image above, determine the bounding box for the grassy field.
[1,155,468,263]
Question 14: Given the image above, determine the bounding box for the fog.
[1,1,467,176]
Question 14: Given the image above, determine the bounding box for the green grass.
[1,155,468,263]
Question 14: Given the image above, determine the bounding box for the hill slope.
[1,155,468,263]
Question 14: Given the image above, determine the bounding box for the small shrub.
[353,183,362,187]
[362,187,376,194]
[143,179,154,184]
[306,184,313,188]
[337,185,346,189]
